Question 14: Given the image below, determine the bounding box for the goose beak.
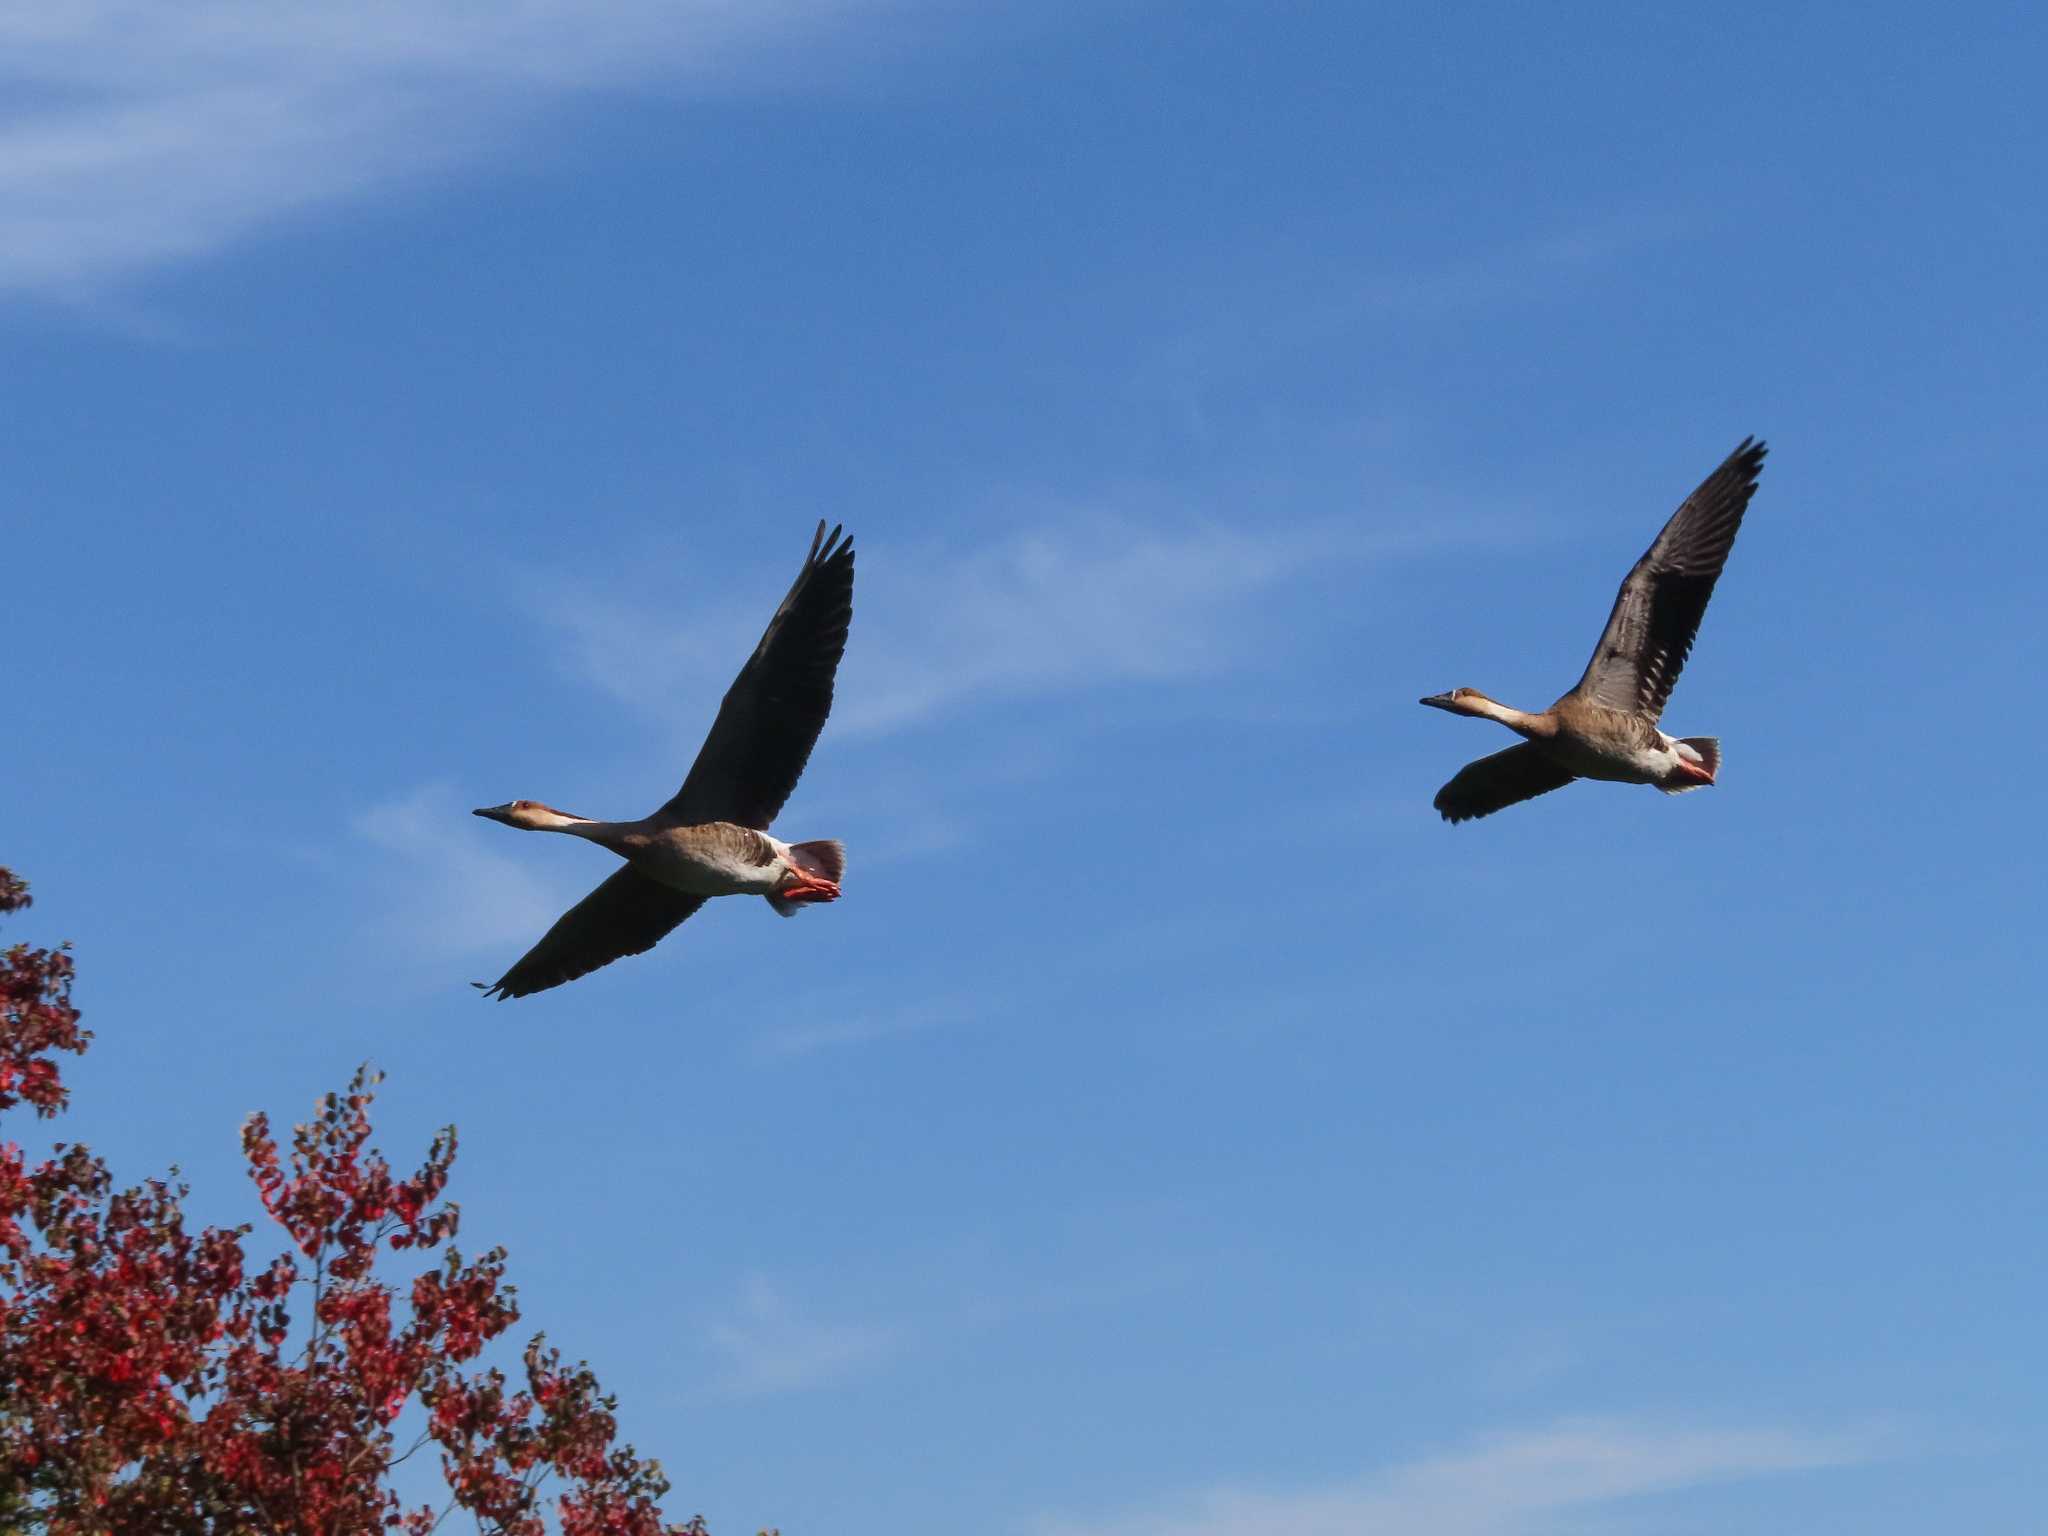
[473,804,515,825]
[1419,693,1457,711]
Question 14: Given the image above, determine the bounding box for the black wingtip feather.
[811,523,852,568]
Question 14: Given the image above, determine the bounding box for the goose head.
[1419,688,1496,718]
[473,800,589,831]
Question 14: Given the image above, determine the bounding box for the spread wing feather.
[655,521,855,829]
[1433,743,1577,824]
[1570,438,1766,720]
[477,869,705,1000]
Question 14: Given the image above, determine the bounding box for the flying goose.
[1421,437,1766,824]
[472,522,854,998]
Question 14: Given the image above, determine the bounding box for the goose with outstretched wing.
[472,522,854,998]
[1421,438,1766,824]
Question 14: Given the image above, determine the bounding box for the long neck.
[1466,696,1552,738]
[530,810,626,844]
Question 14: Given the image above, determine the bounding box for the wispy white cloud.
[1038,1419,1880,1536]
[352,780,567,963]
[747,989,973,1062]
[1471,1327,1579,1400]
[529,504,1473,741]
[0,1,913,298]
[839,514,1355,734]
[1134,211,1697,445]
[703,1273,898,1396]
[697,1252,1184,1400]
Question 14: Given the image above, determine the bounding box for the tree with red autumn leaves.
[0,867,754,1536]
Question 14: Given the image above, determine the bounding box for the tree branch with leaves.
[0,866,753,1536]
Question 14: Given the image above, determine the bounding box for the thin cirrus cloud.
[1037,1418,1881,1536]
[702,1273,899,1397]
[0,0,914,298]
[529,511,1406,743]
[746,989,978,1063]
[351,781,568,964]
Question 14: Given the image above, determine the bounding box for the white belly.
[1555,737,1680,786]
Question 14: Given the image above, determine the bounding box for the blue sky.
[7,3,2047,1531]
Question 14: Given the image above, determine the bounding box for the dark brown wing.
[1571,438,1766,720]
[1433,743,1577,824]
[476,868,705,1000]
[653,522,854,829]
